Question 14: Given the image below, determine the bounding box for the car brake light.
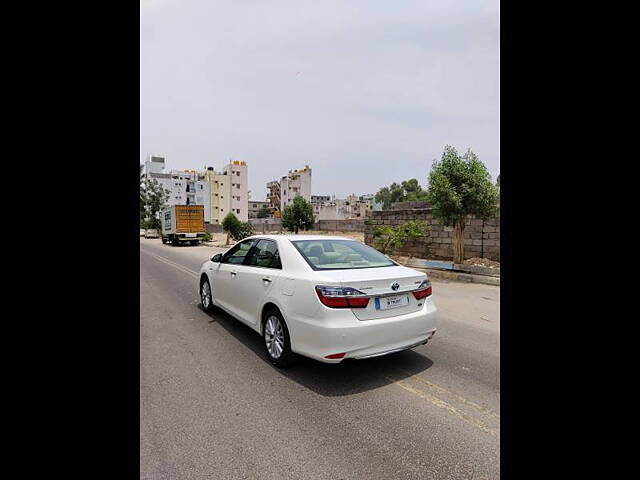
[325,352,346,359]
[412,279,432,299]
[315,286,370,308]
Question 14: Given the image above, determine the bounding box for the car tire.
[200,276,215,313]
[263,309,295,368]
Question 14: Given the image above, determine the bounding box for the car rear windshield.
[291,239,396,270]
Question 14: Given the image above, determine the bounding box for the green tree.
[257,206,270,219]
[375,179,428,209]
[281,196,314,233]
[373,221,431,256]
[140,177,170,230]
[222,212,242,244]
[426,145,499,264]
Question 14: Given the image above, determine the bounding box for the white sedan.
[199,235,437,367]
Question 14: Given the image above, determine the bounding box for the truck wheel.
[172,237,179,246]
[161,236,167,244]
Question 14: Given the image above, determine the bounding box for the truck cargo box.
[160,205,206,245]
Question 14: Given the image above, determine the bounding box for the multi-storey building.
[248,200,271,219]
[143,156,248,224]
[310,193,375,220]
[266,180,281,217]
[280,165,312,211]
[204,160,248,223]
[143,156,211,222]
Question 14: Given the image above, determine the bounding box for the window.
[245,240,281,269]
[291,240,395,270]
[236,171,240,176]
[236,209,240,214]
[236,184,240,189]
[222,239,257,264]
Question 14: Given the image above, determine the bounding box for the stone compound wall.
[364,204,500,261]
[249,218,366,233]
[249,218,283,233]
[315,219,366,232]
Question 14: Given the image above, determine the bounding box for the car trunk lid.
[316,266,427,320]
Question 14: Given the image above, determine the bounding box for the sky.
[140,0,499,201]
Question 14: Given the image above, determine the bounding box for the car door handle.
[230,271,237,276]
[262,277,272,283]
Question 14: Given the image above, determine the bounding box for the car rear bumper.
[289,299,437,363]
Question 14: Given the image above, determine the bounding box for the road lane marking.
[141,249,199,279]
[384,375,498,436]
[394,368,500,420]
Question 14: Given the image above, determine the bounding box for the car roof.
[247,234,356,242]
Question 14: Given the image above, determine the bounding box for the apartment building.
[266,180,281,216]
[280,165,312,211]
[143,156,211,222]
[311,193,375,220]
[204,160,248,223]
[248,200,270,219]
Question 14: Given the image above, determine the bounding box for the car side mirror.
[211,253,222,263]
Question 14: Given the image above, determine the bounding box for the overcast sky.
[140,0,499,200]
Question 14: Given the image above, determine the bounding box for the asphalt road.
[140,238,500,480]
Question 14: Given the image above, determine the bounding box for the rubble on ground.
[463,257,500,269]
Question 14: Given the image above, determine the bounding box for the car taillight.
[412,279,432,299]
[315,286,370,308]
[325,352,346,359]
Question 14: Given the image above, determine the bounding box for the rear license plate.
[185,233,197,238]
[375,294,410,310]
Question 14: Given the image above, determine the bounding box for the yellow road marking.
[385,375,498,436]
[395,368,499,420]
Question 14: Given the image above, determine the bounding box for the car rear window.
[291,239,396,270]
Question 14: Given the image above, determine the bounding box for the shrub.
[373,221,431,256]
[231,222,255,241]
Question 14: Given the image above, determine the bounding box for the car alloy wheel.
[201,279,214,312]
[264,315,284,359]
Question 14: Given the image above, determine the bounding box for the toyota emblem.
[391,282,400,291]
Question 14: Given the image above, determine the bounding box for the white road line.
[141,249,199,279]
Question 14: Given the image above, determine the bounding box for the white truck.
[160,205,206,246]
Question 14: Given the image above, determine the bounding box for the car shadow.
[198,304,434,397]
